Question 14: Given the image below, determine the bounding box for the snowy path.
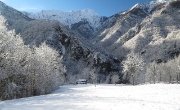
[0,84,180,110]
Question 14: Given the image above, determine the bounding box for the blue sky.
[1,0,152,16]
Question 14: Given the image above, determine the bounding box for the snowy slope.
[135,0,172,14]
[92,0,177,56]
[24,9,101,29]
[0,1,30,21]
[0,84,180,110]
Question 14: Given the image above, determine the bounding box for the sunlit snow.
[0,84,180,110]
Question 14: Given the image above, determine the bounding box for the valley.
[0,0,180,102]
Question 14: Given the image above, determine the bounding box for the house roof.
[76,79,87,81]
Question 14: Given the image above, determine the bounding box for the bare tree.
[90,68,97,87]
[147,61,157,84]
[178,65,180,83]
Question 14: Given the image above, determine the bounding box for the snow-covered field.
[0,84,180,110]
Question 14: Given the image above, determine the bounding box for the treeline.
[145,57,180,84]
[0,16,65,100]
[122,52,180,85]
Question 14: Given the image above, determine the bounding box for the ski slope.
[0,84,180,110]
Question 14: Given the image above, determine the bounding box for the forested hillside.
[92,0,180,85]
[0,1,120,100]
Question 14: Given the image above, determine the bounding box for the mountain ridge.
[22,0,173,29]
[23,9,102,29]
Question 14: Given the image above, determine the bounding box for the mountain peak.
[131,0,172,14]
[155,0,171,3]
[70,9,99,15]
[24,9,101,29]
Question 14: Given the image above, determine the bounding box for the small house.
[76,79,87,84]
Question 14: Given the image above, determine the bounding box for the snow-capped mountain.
[92,0,180,85]
[126,0,172,14]
[24,9,101,29]
[92,0,175,52]
[138,0,172,13]
[23,0,172,30]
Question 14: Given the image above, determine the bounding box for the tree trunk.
[178,73,180,84]
[177,73,178,83]
[132,74,135,85]
[160,73,162,82]
[169,74,172,83]
[153,66,156,84]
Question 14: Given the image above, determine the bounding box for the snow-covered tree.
[122,52,145,85]
[145,61,158,84]
[145,55,180,84]
[0,16,66,100]
[90,68,98,87]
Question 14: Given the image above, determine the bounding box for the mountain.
[92,0,179,58]
[0,1,120,100]
[136,0,172,14]
[23,0,172,40]
[92,3,149,55]
[93,0,180,84]
[23,9,107,39]
[23,9,101,29]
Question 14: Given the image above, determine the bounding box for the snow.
[76,79,87,82]
[155,0,171,3]
[24,9,101,29]
[130,0,172,14]
[0,84,180,110]
[129,3,139,11]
